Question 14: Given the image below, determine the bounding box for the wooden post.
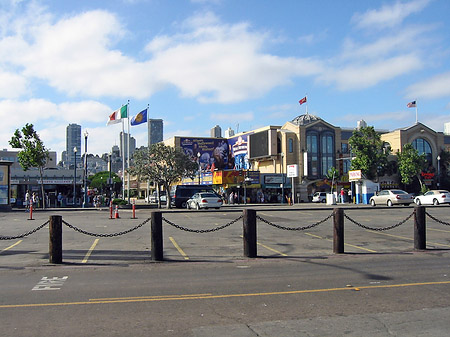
[414,206,426,250]
[243,209,257,258]
[49,215,62,264]
[151,211,163,261]
[333,208,344,254]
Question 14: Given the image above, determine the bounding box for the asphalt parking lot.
[1,203,449,267]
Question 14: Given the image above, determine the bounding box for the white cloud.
[352,0,431,30]
[406,71,450,99]
[319,55,422,90]
[210,111,254,122]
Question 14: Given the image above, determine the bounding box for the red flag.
[299,96,307,105]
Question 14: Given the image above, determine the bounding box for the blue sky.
[1,0,449,160]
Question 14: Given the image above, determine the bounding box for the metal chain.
[257,212,333,231]
[425,212,450,226]
[62,218,151,237]
[162,215,243,233]
[344,211,414,231]
[0,220,49,240]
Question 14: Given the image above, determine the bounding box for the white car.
[414,190,450,205]
[186,192,223,210]
[370,189,413,207]
[312,192,327,203]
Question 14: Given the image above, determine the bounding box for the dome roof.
[291,113,321,126]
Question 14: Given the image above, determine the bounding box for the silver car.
[414,190,450,205]
[186,192,223,210]
[369,189,413,207]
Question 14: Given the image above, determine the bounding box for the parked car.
[312,192,327,203]
[414,190,450,205]
[171,185,215,208]
[369,189,413,207]
[186,192,223,210]
[147,191,166,203]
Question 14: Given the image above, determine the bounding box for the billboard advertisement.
[228,133,253,170]
[180,137,230,171]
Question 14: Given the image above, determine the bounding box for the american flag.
[407,100,416,108]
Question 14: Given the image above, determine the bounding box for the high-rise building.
[148,119,163,145]
[224,127,235,138]
[210,125,222,138]
[120,132,136,160]
[66,124,81,168]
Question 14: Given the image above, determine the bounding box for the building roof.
[291,113,322,126]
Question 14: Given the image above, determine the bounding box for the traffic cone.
[114,205,120,219]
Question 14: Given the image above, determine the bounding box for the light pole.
[73,147,77,206]
[83,130,88,208]
[437,155,441,188]
[280,152,285,203]
[197,152,201,184]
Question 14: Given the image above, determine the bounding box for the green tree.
[127,143,198,208]
[348,126,390,181]
[397,143,426,190]
[89,171,121,195]
[9,124,50,209]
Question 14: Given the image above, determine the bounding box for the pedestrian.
[57,192,63,207]
[25,190,31,210]
[340,188,345,204]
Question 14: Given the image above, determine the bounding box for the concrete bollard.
[243,209,257,258]
[414,206,426,250]
[333,208,344,254]
[151,211,163,261]
[49,215,63,264]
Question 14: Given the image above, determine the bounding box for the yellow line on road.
[82,239,99,263]
[1,280,449,309]
[429,228,450,233]
[1,240,22,253]
[304,233,377,252]
[169,236,189,260]
[366,230,450,248]
[239,235,287,256]
[90,293,212,301]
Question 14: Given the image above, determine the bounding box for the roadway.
[0,204,449,336]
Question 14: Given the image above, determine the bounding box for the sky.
[0,0,449,161]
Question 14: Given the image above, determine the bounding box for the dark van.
[171,185,216,208]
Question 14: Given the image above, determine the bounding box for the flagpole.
[146,104,150,204]
[121,113,125,200]
[305,94,308,115]
[127,100,131,205]
[415,99,418,124]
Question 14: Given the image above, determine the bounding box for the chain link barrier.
[0,220,49,240]
[162,215,243,233]
[62,218,151,237]
[425,212,450,226]
[257,212,333,231]
[344,211,414,231]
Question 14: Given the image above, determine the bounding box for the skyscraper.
[148,119,163,145]
[210,125,222,138]
[66,124,81,168]
[120,132,136,160]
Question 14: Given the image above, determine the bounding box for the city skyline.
[0,0,449,160]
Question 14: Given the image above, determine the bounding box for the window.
[412,138,432,163]
[306,129,335,178]
[288,138,294,153]
[321,132,334,176]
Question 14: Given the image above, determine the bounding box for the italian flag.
[106,105,128,126]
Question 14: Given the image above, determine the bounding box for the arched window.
[412,138,432,163]
[306,130,335,178]
[288,138,294,153]
[321,132,334,176]
[306,132,319,176]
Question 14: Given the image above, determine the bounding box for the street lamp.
[437,155,441,188]
[280,152,285,204]
[73,147,77,206]
[197,152,201,184]
[83,130,88,208]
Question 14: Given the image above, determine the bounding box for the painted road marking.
[82,239,99,263]
[429,228,450,233]
[304,233,377,253]
[1,240,22,253]
[169,236,189,260]
[2,280,449,308]
[239,235,287,256]
[90,293,212,301]
[32,276,68,291]
[366,230,450,248]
